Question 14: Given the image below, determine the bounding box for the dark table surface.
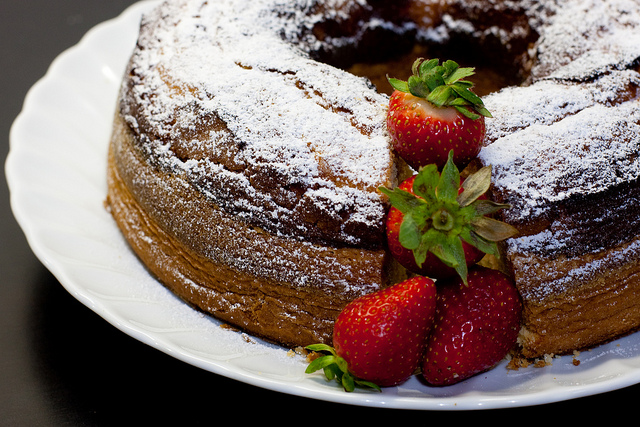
[2,1,640,424]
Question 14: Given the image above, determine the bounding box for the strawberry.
[385,171,484,281]
[386,58,492,171]
[379,150,518,285]
[421,266,522,386]
[305,276,437,391]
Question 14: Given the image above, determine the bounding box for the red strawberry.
[379,151,518,285]
[385,172,484,281]
[305,276,437,391]
[421,266,522,386]
[386,58,492,171]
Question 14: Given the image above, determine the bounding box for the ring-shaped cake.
[106,0,640,359]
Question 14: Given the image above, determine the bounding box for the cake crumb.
[288,346,308,358]
[572,350,581,366]
[241,333,256,344]
[506,350,556,370]
[220,323,240,332]
[305,350,323,364]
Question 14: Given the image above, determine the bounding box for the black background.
[2,1,638,424]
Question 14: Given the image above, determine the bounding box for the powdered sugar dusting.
[119,0,640,309]
[482,70,640,143]
[123,0,640,246]
[532,0,640,80]
[474,0,640,307]
[121,0,393,246]
[481,93,640,222]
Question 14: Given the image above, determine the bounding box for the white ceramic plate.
[7,0,640,410]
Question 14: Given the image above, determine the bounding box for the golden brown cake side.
[107,113,404,347]
[511,236,640,358]
[105,0,414,347]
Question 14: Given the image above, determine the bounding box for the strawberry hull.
[382,170,496,283]
[386,203,485,280]
[385,59,492,172]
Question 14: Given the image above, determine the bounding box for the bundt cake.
[106,0,640,361]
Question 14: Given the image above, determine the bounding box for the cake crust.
[107,113,403,347]
[511,236,640,358]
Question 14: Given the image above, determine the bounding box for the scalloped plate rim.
[7,0,640,411]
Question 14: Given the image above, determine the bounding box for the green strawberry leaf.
[305,355,335,374]
[340,371,355,392]
[426,85,453,107]
[399,213,422,250]
[408,75,430,98]
[442,59,461,78]
[475,105,493,118]
[306,343,334,353]
[454,106,481,120]
[452,83,483,105]
[387,57,492,119]
[418,58,439,77]
[436,233,467,269]
[460,227,500,258]
[304,344,381,392]
[411,164,440,201]
[412,227,440,267]
[422,231,469,284]
[426,74,445,92]
[446,69,475,84]
[387,77,409,93]
[379,187,423,214]
[354,379,383,390]
[380,150,518,284]
[436,151,461,203]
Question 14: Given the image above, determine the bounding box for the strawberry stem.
[432,208,454,231]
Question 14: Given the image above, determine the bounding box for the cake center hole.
[346,43,524,97]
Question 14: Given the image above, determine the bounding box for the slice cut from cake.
[479,69,640,358]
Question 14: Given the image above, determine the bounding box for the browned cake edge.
[105,113,404,348]
[509,237,640,359]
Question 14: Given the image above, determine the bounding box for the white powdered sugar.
[471,0,640,302]
[480,95,640,222]
[125,0,640,244]
[480,66,640,221]
[532,0,640,80]
[122,0,395,246]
